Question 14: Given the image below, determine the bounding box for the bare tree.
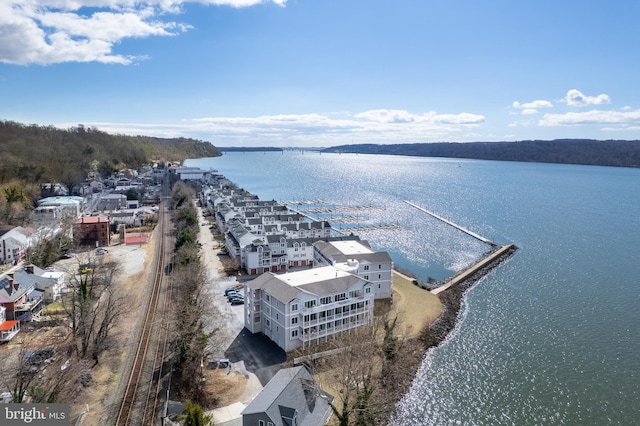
[0,332,75,404]
[60,253,124,363]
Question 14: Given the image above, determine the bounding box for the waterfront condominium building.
[313,239,393,299]
[244,266,375,352]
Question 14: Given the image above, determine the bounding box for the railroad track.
[115,182,173,426]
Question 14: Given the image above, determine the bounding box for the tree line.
[0,120,221,229]
[321,139,640,168]
[0,120,220,188]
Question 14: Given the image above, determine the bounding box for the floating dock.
[333,223,403,235]
[404,200,496,246]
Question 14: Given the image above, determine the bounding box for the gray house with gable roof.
[241,366,333,426]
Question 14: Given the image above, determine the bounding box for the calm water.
[187,152,640,425]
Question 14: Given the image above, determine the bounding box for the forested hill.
[0,120,220,185]
[321,139,640,168]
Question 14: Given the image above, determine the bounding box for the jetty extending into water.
[404,200,497,246]
[430,243,516,295]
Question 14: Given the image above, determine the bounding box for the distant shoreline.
[321,139,640,169]
[218,139,640,169]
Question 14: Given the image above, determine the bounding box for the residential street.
[196,208,286,425]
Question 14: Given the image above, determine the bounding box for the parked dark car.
[224,286,243,296]
[229,297,244,305]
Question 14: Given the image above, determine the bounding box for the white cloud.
[564,89,611,107]
[512,99,553,109]
[521,108,538,115]
[353,109,484,125]
[59,108,487,146]
[539,109,640,126]
[0,1,286,65]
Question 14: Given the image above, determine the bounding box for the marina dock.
[404,200,497,246]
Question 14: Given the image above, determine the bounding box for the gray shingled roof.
[246,267,364,303]
[241,366,333,426]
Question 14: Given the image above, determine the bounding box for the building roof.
[241,366,333,426]
[38,196,83,207]
[0,276,29,303]
[75,216,109,224]
[315,240,392,264]
[0,226,35,243]
[0,320,19,331]
[247,266,365,303]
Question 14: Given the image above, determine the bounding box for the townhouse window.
[259,421,265,426]
[291,330,298,338]
[304,300,316,309]
[364,265,370,271]
[365,287,371,294]
[292,317,298,325]
[378,274,381,279]
[334,293,346,302]
[320,296,331,305]
[364,275,369,280]
[291,304,298,312]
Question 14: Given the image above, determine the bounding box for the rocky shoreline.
[428,244,519,344]
[377,244,520,425]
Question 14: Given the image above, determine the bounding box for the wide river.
[187,151,640,425]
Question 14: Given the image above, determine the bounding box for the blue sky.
[1,0,639,148]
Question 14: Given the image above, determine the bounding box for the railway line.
[113,180,174,426]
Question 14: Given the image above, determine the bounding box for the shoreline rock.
[428,244,519,344]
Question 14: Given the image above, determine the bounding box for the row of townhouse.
[202,180,332,273]
[201,178,393,295]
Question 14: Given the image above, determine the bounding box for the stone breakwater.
[427,244,519,344]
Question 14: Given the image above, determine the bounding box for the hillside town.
[0,164,165,341]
